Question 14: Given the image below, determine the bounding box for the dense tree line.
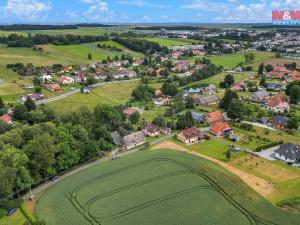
[0,104,132,200]
[0,34,109,47]
[133,26,206,31]
[113,37,168,54]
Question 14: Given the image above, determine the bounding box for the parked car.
[7,208,16,216]
[50,175,60,181]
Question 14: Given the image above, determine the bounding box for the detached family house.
[193,95,220,106]
[271,115,288,130]
[142,123,160,137]
[112,129,145,149]
[123,108,139,118]
[45,83,60,92]
[177,127,205,144]
[204,111,225,125]
[266,94,290,113]
[251,90,269,103]
[275,143,300,164]
[209,121,232,137]
[58,76,75,85]
[0,114,12,124]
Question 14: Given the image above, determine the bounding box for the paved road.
[242,121,276,131]
[23,133,174,199]
[36,79,140,105]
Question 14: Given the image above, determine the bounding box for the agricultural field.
[192,51,275,69]
[36,149,300,225]
[49,43,123,61]
[48,80,162,113]
[146,38,195,47]
[97,40,143,58]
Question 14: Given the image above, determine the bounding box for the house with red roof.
[0,114,12,124]
[266,94,290,113]
[58,76,75,85]
[204,111,225,125]
[45,83,61,92]
[177,127,205,144]
[123,107,139,118]
[209,121,232,137]
[142,123,160,137]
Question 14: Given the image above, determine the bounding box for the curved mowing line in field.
[67,157,281,225]
[94,185,215,222]
[83,170,194,209]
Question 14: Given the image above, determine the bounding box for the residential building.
[160,127,171,134]
[0,114,12,124]
[177,127,205,144]
[209,121,232,137]
[267,83,282,91]
[191,112,205,124]
[275,143,300,163]
[111,130,145,149]
[266,94,290,113]
[193,95,220,106]
[123,107,139,118]
[153,97,171,106]
[142,123,160,137]
[251,90,269,103]
[204,111,225,125]
[271,115,288,130]
[58,76,75,85]
[45,83,60,92]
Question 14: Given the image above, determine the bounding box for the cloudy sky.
[0,0,300,24]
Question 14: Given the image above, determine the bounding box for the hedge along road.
[35,78,141,105]
[23,133,174,199]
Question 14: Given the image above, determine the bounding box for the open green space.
[0,83,25,96]
[191,51,274,69]
[49,80,162,113]
[146,38,195,47]
[0,209,27,225]
[97,40,143,58]
[36,149,300,225]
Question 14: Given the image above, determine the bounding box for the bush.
[255,141,284,152]
[20,203,36,224]
[0,199,22,210]
[0,208,7,219]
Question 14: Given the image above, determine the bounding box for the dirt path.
[153,141,273,197]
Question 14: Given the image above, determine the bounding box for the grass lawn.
[0,83,25,96]
[49,80,162,113]
[50,43,123,61]
[146,38,195,47]
[191,51,274,69]
[0,209,27,225]
[97,40,143,58]
[173,139,246,162]
[36,149,300,225]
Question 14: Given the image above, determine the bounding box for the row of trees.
[113,37,169,54]
[0,34,109,47]
[0,104,133,200]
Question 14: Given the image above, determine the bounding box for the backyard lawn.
[146,38,195,47]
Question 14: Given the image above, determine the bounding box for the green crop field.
[36,149,300,225]
[146,38,195,47]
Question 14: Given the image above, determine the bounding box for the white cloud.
[161,14,169,19]
[118,1,169,8]
[142,15,151,22]
[181,0,226,11]
[0,0,51,20]
[65,10,78,19]
[271,1,281,8]
[81,0,114,22]
[227,0,237,3]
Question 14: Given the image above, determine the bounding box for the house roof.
[205,111,224,123]
[191,112,204,121]
[123,131,145,147]
[123,108,138,116]
[193,95,219,105]
[142,123,160,134]
[180,127,204,139]
[267,94,289,108]
[272,115,288,126]
[209,121,231,135]
[275,143,300,161]
[0,114,12,123]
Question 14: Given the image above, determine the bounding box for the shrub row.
[255,141,284,152]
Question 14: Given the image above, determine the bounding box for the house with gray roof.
[193,95,220,106]
[251,90,269,103]
[275,143,300,164]
[191,112,205,124]
[111,129,145,149]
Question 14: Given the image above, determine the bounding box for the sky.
[0,0,300,24]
